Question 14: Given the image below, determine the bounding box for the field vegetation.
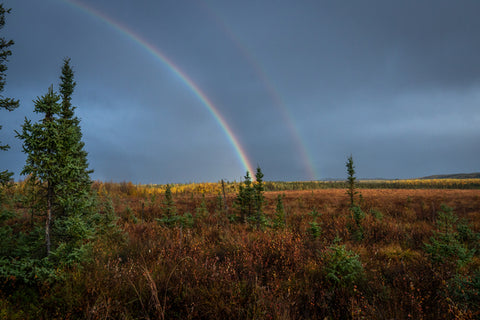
[2,178,479,319]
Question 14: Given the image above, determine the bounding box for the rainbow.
[58,0,255,178]
[201,3,318,180]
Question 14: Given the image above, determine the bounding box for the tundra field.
[1,181,480,319]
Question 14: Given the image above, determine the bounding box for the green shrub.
[322,237,364,289]
[307,209,322,239]
[350,205,365,225]
[457,218,480,254]
[308,221,322,239]
[196,194,209,219]
[424,204,473,268]
[348,205,365,241]
[447,269,480,312]
[156,212,194,228]
[369,208,383,220]
[246,213,269,230]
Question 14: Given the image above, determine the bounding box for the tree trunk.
[46,181,52,255]
[30,191,35,227]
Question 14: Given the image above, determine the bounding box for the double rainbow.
[59,0,318,180]
[60,0,255,178]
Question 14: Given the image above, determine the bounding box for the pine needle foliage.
[322,237,364,289]
[55,58,93,218]
[162,184,176,217]
[16,60,96,260]
[235,171,254,223]
[235,167,267,228]
[345,155,358,207]
[0,4,19,184]
[17,86,62,255]
[253,166,266,228]
[424,204,474,269]
[308,209,322,238]
[345,155,365,241]
[273,194,286,229]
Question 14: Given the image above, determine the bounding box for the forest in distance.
[0,3,479,319]
[102,177,480,195]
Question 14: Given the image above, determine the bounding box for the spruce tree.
[346,155,357,207]
[235,171,254,223]
[17,59,95,257]
[253,166,265,228]
[0,4,19,185]
[17,86,62,254]
[163,184,176,217]
[345,155,364,241]
[244,171,254,219]
[51,59,95,262]
[56,58,92,217]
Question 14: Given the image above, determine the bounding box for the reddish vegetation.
[68,187,478,319]
[4,186,480,319]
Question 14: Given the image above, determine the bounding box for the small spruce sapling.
[273,194,286,229]
[163,184,176,218]
[424,204,473,269]
[323,236,364,289]
[196,194,208,219]
[345,155,365,241]
[253,166,266,229]
[215,192,224,214]
[235,171,254,223]
[308,208,322,239]
[345,155,357,207]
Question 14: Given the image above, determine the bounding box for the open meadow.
[2,180,479,319]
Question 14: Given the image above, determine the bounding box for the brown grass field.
[80,187,479,319]
[2,185,480,319]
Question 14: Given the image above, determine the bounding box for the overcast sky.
[1,0,479,183]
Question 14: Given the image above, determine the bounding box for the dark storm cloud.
[333,1,480,93]
[219,0,480,179]
[223,0,480,96]
[1,0,479,182]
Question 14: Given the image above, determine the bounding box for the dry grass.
[3,186,479,319]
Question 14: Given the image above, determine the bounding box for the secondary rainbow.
[201,3,318,180]
[59,0,255,177]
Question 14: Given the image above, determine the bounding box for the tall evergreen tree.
[51,59,96,262]
[17,86,62,254]
[17,59,95,257]
[0,4,19,185]
[56,58,92,216]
